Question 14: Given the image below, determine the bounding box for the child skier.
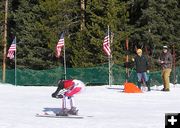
[51,79,85,116]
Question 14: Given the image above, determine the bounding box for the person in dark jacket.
[133,49,150,91]
[158,46,173,91]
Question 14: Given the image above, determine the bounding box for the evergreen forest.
[0,0,179,70]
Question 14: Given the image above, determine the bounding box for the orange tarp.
[124,82,142,93]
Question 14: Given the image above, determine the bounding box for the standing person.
[133,49,151,91]
[52,79,85,116]
[158,46,173,91]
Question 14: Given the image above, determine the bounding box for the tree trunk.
[2,0,8,82]
[80,0,85,31]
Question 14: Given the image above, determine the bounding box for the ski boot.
[52,93,64,98]
[137,81,141,90]
[56,108,68,116]
[51,92,58,98]
[146,81,151,91]
[68,107,78,115]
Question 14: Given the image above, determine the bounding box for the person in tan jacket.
[158,46,173,91]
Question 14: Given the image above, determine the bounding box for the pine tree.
[11,0,80,69]
[129,0,180,69]
[70,0,129,67]
[3,0,179,70]
[11,0,53,69]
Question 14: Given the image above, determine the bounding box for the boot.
[137,81,141,89]
[68,107,78,115]
[146,81,151,91]
[56,108,68,116]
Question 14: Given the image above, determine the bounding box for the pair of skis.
[36,112,84,119]
[36,97,85,119]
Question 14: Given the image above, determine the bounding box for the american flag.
[56,33,64,58]
[103,33,111,56]
[7,37,16,59]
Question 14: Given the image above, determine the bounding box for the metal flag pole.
[14,36,17,86]
[108,26,112,86]
[63,36,66,80]
[110,32,114,86]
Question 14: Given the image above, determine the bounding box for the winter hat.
[163,46,168,49]
[136,49,142,54]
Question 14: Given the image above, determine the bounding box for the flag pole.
[110,32,114,86]
[15,50,17,86]
[56,32,65,80]
[108,25,112,86]
[14,37,17,86]
[63,37,66,80]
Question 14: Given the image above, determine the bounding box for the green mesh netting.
[0,65,179,86]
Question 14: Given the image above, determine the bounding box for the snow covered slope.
[0,83,180,128]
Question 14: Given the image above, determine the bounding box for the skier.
[51,79,85,116]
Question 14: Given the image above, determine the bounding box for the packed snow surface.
[0,83,180,128]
